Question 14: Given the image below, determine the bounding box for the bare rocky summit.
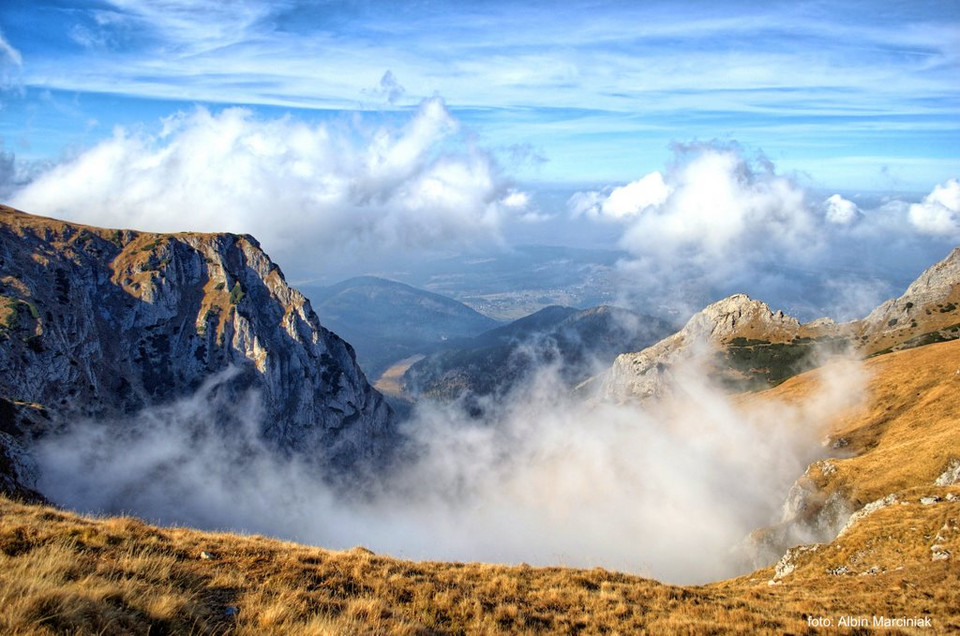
[603,293,843,401]
[856,246,960,355]
[604,247,960,401]
[0,205,394,493]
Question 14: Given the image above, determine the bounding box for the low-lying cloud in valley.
[35,347,866,585]
[4,93,956,586]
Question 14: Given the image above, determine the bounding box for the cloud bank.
[34,350,866,585]
[572,145,958,320]
[909,178,960,239]
[10,99,524,271]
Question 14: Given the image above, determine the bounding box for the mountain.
[742,337,960,582]
[604,247,960,401]
[301,276,500,379]
[0,338,956,633]
[403,305,674,404]
[603,294,846,401]
[0,205,394,493]
[855,246,960,355]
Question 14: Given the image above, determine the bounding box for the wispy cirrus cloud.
[1,1,958,188]
[9,2,958,115]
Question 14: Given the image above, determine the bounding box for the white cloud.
[10,99,526,268]
[573,145,814,268]
[571,171,670,220]
[0,30,22,67]
[34,347,868,585]
[909,178,960,238]
[823,194,862,225]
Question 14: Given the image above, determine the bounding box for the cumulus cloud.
[569,144,824,316]
[570,171,670,220]
[10,99,525,272]
[572,145,814,265]
[909,178,960,238]
[569,144,960,320]
[823,194,862,225]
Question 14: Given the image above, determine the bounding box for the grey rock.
[935,458,960,486]
[0,206,395,484]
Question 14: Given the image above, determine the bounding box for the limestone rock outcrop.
[603,294,842,401]
[604,247,960,401]
[0,205,394,482]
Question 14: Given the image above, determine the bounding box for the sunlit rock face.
[0,205,394,479]
[603,293,843,401]
[855,247,960,354]
[603,247,960,402]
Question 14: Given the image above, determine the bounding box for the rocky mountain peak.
[684,293,802,344]
[603,246,960,402]
[0,206,395,482]
[602,293,838,402]
[857,247,960,353]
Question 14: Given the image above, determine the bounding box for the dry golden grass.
[750,338,960,509]
[1,342,959,633]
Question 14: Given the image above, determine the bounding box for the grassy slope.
[2,342,960,634]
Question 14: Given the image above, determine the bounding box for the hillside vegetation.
[2,340,959,634]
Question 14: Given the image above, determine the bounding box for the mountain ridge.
[0,205,394,487]
[404,304,674,404]
[603,248,960,401]
[301,275,500,379]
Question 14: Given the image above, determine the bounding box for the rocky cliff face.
[603,294,844,401]
[0,205,394,490]
[855,247,960,355]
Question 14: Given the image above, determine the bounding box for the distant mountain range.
[300,276,500,380]
[402,304,675,407]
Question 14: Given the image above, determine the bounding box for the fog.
[35,347,865,585]
[6,100,954,584]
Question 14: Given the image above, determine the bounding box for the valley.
[1,206,959,633]
[3,2,958,632]
[2,338,958,634]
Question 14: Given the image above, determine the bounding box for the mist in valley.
[9,98,958,584]
[4,15,958,583]
[35,340,868,584]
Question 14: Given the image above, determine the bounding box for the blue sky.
[1,0,958,191]
[0,0,959,312]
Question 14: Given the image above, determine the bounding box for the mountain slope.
[856,246,960,355]
[741,338,960,583]
[404,305,674,403]
[302,276,499,378]
[1,340,957,633]
[0,205,393,484]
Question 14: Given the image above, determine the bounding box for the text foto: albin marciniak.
[808,615,933,628]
